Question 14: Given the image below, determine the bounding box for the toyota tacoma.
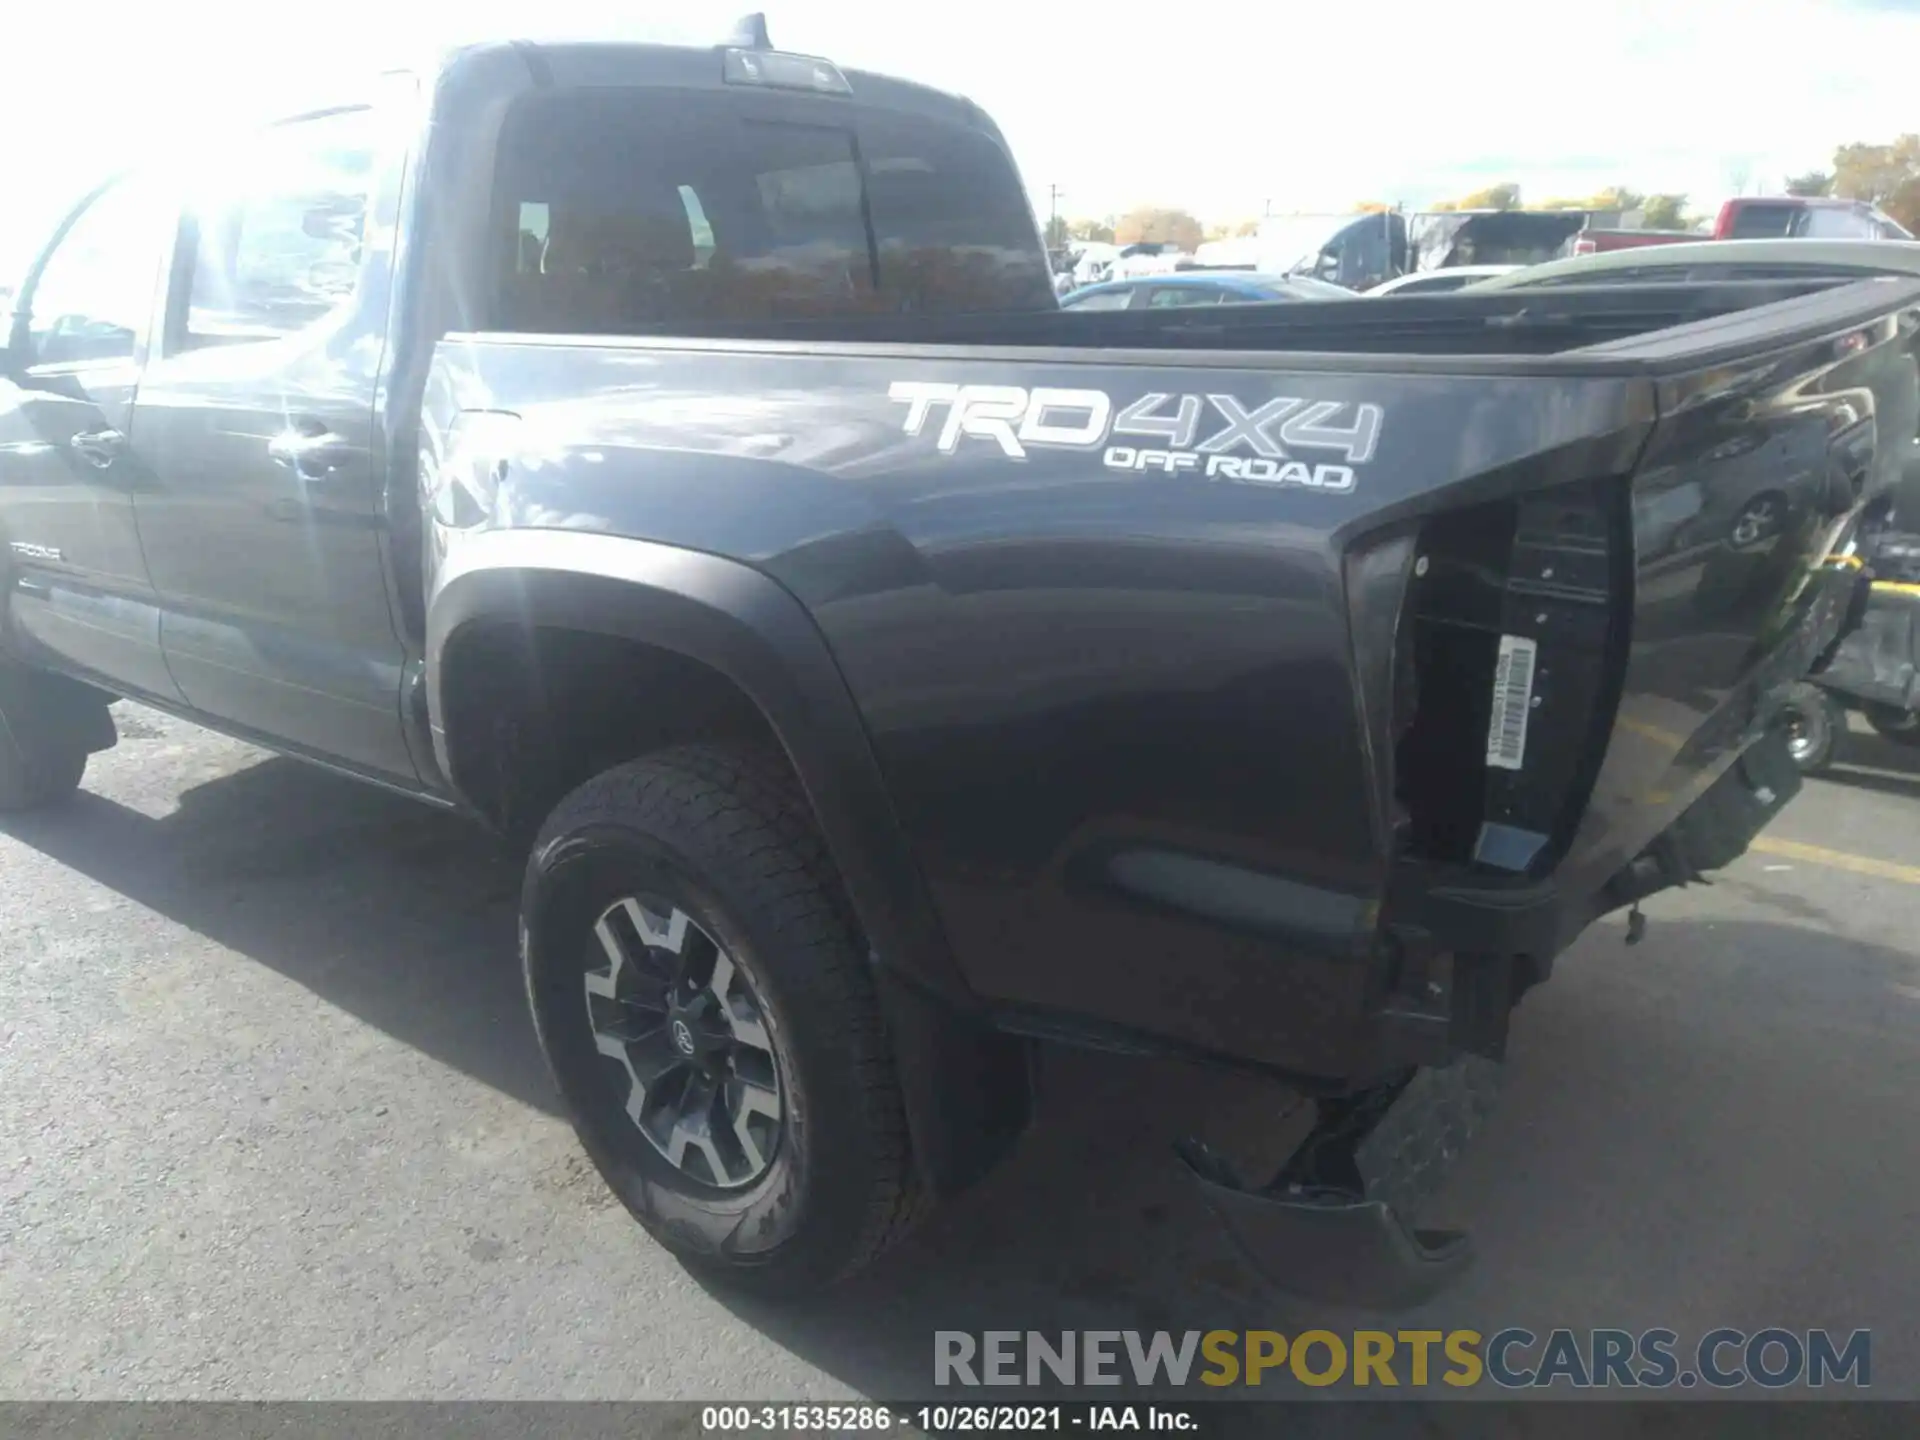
[3,18,1917,1305]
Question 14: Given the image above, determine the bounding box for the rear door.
[129,102,418,782]
[0,172,183,700]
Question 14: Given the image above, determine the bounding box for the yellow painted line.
[1616,715,1687,750]
[1751,835,1920,887]
[1871,580,1920,597]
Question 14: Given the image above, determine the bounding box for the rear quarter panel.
[422,337,1653,1075]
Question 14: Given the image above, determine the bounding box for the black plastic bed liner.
[554,277,1865,357]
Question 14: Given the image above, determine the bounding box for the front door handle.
[69,428,125,469]
[267,423,353,481]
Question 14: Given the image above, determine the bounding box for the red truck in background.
[1571,227,1699,255]
[1571,196,1915,257]
[1714,195,1913,241]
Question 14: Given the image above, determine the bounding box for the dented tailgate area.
[1173,298,1920,1306]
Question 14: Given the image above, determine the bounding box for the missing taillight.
[1392,479,1627,875]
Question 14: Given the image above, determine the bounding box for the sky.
[2,0,1915,271]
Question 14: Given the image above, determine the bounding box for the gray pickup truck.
[3,19,1918,1305]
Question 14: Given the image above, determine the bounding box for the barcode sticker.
[1485,634,1538,771]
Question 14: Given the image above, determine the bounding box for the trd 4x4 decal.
[887,381,1383,493]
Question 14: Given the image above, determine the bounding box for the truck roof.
[1723,195,1876,210]
[411,32,990,135]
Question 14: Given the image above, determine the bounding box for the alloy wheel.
[583,895,784,1189]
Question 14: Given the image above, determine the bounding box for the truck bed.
[424,273,1920,1081]
[497,274,1905,360]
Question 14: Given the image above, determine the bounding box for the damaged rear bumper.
[1178,730,1801,1309]
[1179,1056,1501,1310]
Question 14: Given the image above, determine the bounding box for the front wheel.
[521,743,921,1296]
[1777,682,1845,775]
[0,663,101,811]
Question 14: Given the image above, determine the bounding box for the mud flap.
[1178,1055,1501,1309]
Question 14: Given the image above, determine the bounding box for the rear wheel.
[521,743,921,1295]
[1862,702,1920,747]
[1777,682,1844,775]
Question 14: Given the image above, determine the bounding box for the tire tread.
[0,715,87,812]
[533,742,921,1283]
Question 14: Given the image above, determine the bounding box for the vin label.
[1486,634,1538,771]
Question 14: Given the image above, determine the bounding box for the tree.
[1113,206,1204,251]
[1456,183,1521,211]
[1586,185,1645,215]
[1352,201,1394,214]
[1785,171,1832,197]
[1043,215,1070,248]
[1204,219,1262,241]
[1641,194,1688,229]
[1832,134,1920,232]
[1067,216,1116,244]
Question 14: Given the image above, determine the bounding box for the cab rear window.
[488,87,1054,332]
[1725,204,1799,240]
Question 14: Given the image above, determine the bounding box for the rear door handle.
[69,428,125,469]
[267,422,354,481]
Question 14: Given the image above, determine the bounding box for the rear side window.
[1146,285,1222,307]
[490,87,1054,333]
[1062,287,1133,311]
[1798,207,1877,240]
[1725,203,1798,240]
[183,108,377,345]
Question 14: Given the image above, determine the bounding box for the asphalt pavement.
[3,705,1919,1409]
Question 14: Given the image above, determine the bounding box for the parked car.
[1471,238,1920,291]
[1060,271,1357,309]
[1542,198,1912,262]
[1107,242,1194,281]
[1067,240,1120,289]
[1366,265,1521,296]
[1569,227,1701,256]
[1257,211,1408,290]
[3,19,1916,1309]
[1407,209,1596,270]
[1715,196,1913,243]
[1263,210,1618,293]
